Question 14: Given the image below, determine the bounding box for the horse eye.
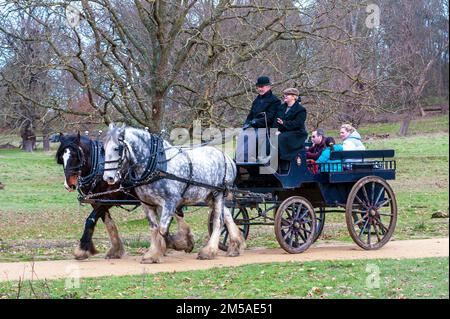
[114,147,119,152]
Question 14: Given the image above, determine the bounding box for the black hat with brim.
[255,76,271,87]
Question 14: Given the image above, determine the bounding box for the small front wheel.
[274,196,316,253]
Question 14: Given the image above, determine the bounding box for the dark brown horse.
[56,133,194,260]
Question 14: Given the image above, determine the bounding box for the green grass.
[357,114,449,137]
[0,257,447,299]
[0,114,448,262]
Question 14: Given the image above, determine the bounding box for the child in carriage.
[315,137,344,172]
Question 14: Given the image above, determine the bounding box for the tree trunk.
[150,93,165,133]
[42,125,51,152]
[399,117,412,136]
[398,103,416,136]
[20,123,34,152]
[43,134,50,152]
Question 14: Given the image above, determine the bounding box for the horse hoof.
[141,257,160,264]
[74,247,91,260]
[226,250,240,257]
[226,239,245,257]
[105,247,125,259]
[197,248,216,260]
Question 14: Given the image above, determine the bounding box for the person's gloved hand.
[250,119,257,127]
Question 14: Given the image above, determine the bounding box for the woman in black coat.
[273,88,308,161]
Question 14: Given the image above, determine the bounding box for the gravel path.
[0,237,447,282]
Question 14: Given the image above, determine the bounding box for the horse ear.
[109,123,116,131]
[121,123,126,129]
[76,131,81,143]
[59,132,64,142]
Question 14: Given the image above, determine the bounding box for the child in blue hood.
[316,137,343,172]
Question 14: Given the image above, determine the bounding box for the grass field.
[0,257,447,299]
[0,115,448,261]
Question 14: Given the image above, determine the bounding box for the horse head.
[103,123,164,186]
[103,123,130,185]
[56,132,91,192]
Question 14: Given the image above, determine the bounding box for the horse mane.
[55,134,91,164]
[106,125,172,149]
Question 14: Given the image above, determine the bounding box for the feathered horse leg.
[197,194,223,260]
[74,207,102,260]
[165,209,195,253]
[141,205,166,264]
[223,206,246,257]
[103,211,125,259]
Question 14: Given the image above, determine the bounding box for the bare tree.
[1,0,447,139]
[0,0,368,133]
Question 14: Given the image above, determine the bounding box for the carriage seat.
[329,149,395,171]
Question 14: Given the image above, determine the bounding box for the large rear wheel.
[345,176,397,250]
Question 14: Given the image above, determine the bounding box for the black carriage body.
[235,149,396,208]
[220,148,398,253]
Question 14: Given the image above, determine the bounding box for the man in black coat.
[243,76,281,130]
[273,88,308,161]
[237,76,281,163]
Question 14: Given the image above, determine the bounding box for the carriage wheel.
[208,206,250,252]
[345,176,397,250]
[274,196,316,254]
[313,207,326,243]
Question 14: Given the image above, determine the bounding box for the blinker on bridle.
[64,144,86,175]
[104,130,127,175]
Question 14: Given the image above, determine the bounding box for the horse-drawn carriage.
[211,148,397,254]
[60,126,397,260]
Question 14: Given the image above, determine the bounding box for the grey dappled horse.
[103,124,245,263]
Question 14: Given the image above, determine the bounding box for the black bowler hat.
[255,76,271,87]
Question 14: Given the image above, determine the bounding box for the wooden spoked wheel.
[345,176,397,250]
[313,207,326,243]
[274,196,316,254]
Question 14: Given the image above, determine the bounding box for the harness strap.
[78,140,105,197]
[222,152,228,192]
[119,134,161,187]
[180,150,193,198]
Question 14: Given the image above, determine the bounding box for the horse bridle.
[63,143,87,175]
[104,130,164,187]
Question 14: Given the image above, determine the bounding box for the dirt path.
[0,237,447,282]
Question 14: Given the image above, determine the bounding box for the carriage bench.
[320,149,396,183]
